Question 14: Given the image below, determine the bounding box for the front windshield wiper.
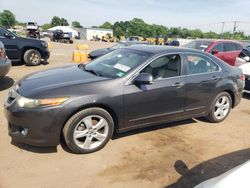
[78,64,103,77]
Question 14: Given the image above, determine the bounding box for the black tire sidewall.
[64,108,114,154]
[25,49,41,66]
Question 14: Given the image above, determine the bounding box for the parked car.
[185,39,243,66]
[0,26,50,66]
[88,40,148,60]
[195,160,250,188]
[235,48,250,93]
[4,46,244,154]
[0,41,11,79]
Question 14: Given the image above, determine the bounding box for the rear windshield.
[186,40,213,51]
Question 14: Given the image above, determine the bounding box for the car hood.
[239,63,250,75]
[17,65,109,97]
[195,161,250,188]
[17,36,43,43]
[89,48,112,57]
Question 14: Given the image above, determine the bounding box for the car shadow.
[165,148,250,188]
[243,93,250,100]
[112,119,197,140]
[0,76,14,91]
[11,60,49,66]
[11,140,57,154]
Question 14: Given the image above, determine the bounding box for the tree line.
[1,10,250,40]
[99,18,250,40]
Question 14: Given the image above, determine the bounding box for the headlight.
[41,41,48,48]
[16,96,68,108]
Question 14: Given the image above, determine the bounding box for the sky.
[1,0,250,34]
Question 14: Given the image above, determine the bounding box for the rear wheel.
[206,92,232,123]
[23,49,41,66]
[63,108,114,154]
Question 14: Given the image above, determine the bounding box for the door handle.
[172,82,184,88]
[211,76,221,81]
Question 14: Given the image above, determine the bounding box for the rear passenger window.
[186,54,219,75]
[235,43,243,51]
[224,43,237,52]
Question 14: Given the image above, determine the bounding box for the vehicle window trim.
[183,52,222,76]
[125,52,185,85]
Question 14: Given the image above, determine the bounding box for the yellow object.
[72,51,89,63]
[72,51,82,63]
[80,51,89,63]
[48,42,52,49]
[76,44,89,50]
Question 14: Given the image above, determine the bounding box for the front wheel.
[23,49,42,66]
[63,108,114,154]
[206,92,232,123]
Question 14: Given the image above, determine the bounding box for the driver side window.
[141,54,181,80]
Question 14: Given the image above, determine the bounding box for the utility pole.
[221,22,225,37]
[233,21,238,34]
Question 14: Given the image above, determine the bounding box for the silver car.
[0,41,11,79]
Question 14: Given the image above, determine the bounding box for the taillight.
[0,47,6,59]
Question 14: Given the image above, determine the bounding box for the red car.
[186,39,243,66]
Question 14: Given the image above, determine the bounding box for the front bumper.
[0,59,11,77]
[41,48,50,61]
[4,98,65,147]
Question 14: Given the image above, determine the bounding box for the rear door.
[183,53,222,116]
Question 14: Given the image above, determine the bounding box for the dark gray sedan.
[4,46,244,154]
[0,41,11,79]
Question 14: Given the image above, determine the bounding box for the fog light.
[20,128,28,136]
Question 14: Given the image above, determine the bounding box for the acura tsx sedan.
[4,45,244,154]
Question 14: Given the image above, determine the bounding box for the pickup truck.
[0,26,50,66]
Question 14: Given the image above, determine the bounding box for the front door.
[0,28,20,60]
[123,53,186,130]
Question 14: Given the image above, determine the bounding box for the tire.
[23,49,42,66]
[206,92,232,123]
[63,108,114,154]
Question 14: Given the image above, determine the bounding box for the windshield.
[185,40,213,51]
[85,48,153,78]
[109,43,126,50]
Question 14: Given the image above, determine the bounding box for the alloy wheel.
[213,96,230,120]
[73,115,109,150]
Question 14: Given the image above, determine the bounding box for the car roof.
[124,44,205,54]
[120,40,148,45]
[194,39,242,44]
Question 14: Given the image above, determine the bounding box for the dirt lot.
[0,40,250,188]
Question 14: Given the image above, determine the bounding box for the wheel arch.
[60,103,120,139]
[22,46,42,60]
[223,89,235,108]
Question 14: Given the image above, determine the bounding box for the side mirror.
[4,33,12,38]
[211,50,219,55]
[243,56,250,62]
[134,73,154,85]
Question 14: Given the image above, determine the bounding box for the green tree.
[51,16,61,27]
[0,10,16,28]
[72,21,82,28]
[60,18,69,26]
[99,21,113,29]
[42,23,51,30]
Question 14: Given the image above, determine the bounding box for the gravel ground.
[0,40,250,188]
